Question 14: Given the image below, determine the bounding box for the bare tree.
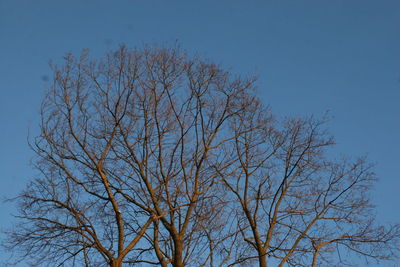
[218,103,400,266]
[3,45,399,267]
[4,45,255,267]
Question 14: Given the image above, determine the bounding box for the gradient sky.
[1,0,399,265]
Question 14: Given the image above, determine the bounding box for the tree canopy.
[4,45,399,267]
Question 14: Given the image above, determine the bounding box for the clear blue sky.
[1,0,399,265]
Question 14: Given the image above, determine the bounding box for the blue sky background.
[1,0,399,265]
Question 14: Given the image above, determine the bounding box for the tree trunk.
[173,238,184,267]
[111,258,123,267]
[259,251,267,267]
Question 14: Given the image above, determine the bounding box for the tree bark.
[259,250,267,267]
[173,238,184,267]
[111,258,123,267]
